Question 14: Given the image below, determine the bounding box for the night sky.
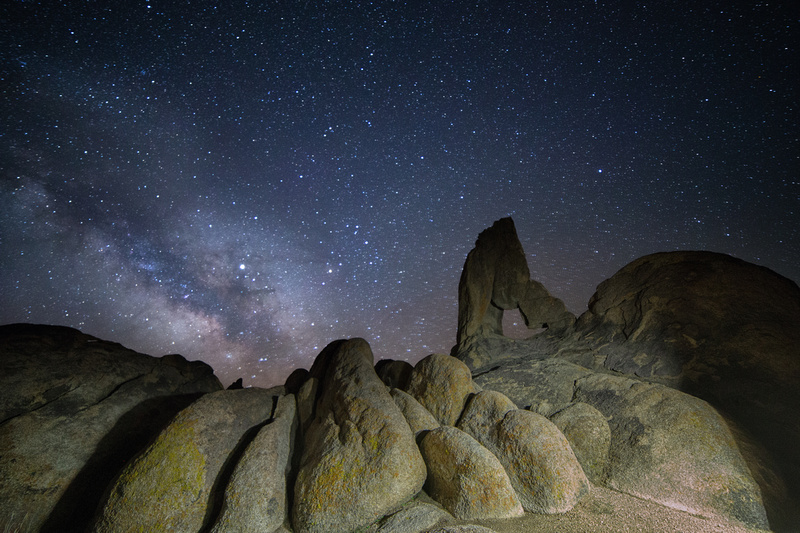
[2,1,797,388]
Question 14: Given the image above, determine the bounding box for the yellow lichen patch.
[97,416,207,531]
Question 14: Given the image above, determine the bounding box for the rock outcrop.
[458,218,799,531]
[451,217,575,368]
[549,402,611,485]
[0,324,222,532]
[93,387,280,532]
[210,393,298,533]
[390,388,440,438]
[474,356,768,528]
[575,373,768,528]
[456,390,518,440]
[292,338,426,533]
[3,218,798,533]
[565,250,800,528]
[461,407,590,514]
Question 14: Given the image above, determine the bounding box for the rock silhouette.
[2,218,798,532]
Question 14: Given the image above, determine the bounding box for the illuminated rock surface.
[2,219,797,532]
[0,324,222,532]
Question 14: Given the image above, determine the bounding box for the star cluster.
[2,1,797,387]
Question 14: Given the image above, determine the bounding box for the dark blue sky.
[2,1,797,387]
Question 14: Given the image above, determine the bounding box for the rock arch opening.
[501,308,546,339]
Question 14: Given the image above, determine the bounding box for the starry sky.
[2,1,797,388]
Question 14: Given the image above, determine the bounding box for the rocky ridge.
[1,217,797,532]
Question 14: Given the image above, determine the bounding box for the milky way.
[2,1,797,387]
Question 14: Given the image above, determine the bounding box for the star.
[1,1,797,388]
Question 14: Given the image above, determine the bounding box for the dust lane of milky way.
[2,1,797,387]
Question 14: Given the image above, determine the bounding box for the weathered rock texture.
[405,353,479,426]
[420,426,523,520]
[575,373,768,529]
[549,402,611,485]
[374,500,452,533]
[474,358,591,415]
[456,390,517,439]
[93,387,278,532]
[462,407,589,514]
[390,388,440,438]
[376,358,414,390]
[567,250,800,530]
[452,217,575,368]
[293,338,426,533]
[475,357,768,528]
[0,324,222,532]
[210,393,298,533]
[460,219,799,531]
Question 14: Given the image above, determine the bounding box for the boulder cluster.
[2,217,797,532]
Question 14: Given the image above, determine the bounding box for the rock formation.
[93,387,282,532]
[405,353,479,426]
[292,338,426,533]
[451,217,575,368]
[210,393,298,532]
[419,426,523,520]
[456,219,799,531]
[564,251,800,528]
[2,217,798,533]
[549,402,610,485]
[390,388,440,438]
[0,324,222,532]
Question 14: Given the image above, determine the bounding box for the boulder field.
[1,217,797,532]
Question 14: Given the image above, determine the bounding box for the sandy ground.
[435,485,772,533]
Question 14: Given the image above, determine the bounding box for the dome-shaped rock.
[420,426,523,520]
[549,402,611,485]
[406,353,479,426]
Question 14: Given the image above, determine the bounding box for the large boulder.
[293,339,426,533]
[419,426,523,520]
[0,324,222,532]
[92,387,278,532]
[456,390,517,438]
[473,358,768,528]
[390,388,440,438]
[574,373,769,529]
[549,402,611,485]
[210,393,298,533]
[451,217,574,368]
[568,250,800,529]
[571,251,800,389]
[405,353,479,426]
[461,408,589,514]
